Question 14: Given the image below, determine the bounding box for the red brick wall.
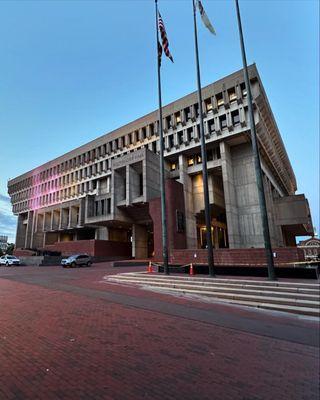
[170,247,305,266]
[149,179,187,259]
[43,240,131,258]
[14,249,37,257]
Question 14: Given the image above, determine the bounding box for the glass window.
[216,93,224,107]
[187,157,194,166]
[232,110,240,125]
[205,98,213,112]
[219,115,227,129]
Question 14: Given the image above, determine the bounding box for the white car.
[0,255,21,266]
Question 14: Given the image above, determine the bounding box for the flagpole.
[192,0,215,277]
[235,0,276,281]
[155,0,169,275]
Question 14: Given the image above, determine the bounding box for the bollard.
[147,261,153,273]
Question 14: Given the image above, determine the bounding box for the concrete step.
[105,272,320,316]
[107,277,320,301]
[110,273,320,295]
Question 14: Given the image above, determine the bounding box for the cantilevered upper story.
[8,65,313,257]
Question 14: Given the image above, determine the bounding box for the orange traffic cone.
[147,262,153,273]
[189,263,195,276]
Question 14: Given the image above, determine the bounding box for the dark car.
[61,254,92,268]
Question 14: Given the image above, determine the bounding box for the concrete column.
[220,142,241,248]
[132,224,148,259]
[95,227,109,240]
[178,154,197,248]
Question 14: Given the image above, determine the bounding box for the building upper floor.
[8,64,297,215]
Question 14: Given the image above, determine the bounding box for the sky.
[0,0,319,244]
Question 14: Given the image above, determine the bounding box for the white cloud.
[0,194,17,243]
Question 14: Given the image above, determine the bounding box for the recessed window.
[175,112,181,124]
[170,163,177,171]
[187,157,194,166]
[219,115,227,129]
[205,98,213,112]
[168,135,174,148]
[240,82,247,97]
[232,110,240,126]
[196,155,202,164]
[194,103,199,117]
[187,127,193,142]
[208,119,215,134]
[228,89,237,103]
[216,93,224,107]
[185,107,191,120]
[178,131,183,145]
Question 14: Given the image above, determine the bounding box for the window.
[168,135,174,148]
[101,199,105,215]
[216,93,224,107]
[107,198,111,214]
[142,127,147,139]
[232,110,240,126]
[187,157,194,166]
[178,131,183,145]
[187,127,193,142]
[205,98,213,112]
[175,112,181,124]
[166,115,172,129]
[208,119,215,134]
[185,107,191,120]
[219,115,227,129]
[194,103,199,117]
[240,82,247,97]
[196,155,202,164]
[228,89,237,103]
[207,149,213,161]
[152,141,157,153]
[170,162,177,171]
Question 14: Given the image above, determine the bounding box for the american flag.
[158,12,174,63]
[158,40,163,67]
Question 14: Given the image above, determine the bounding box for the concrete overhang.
[274,194,314,236]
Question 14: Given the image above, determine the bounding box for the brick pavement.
[0,263,319,400]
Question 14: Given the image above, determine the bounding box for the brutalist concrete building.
[8,65,313,260]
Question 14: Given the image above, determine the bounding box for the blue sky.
[0,0,318,243]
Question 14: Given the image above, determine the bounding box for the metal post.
[155,0,169,275]
[192,0,215,277]
[235,0,276,280]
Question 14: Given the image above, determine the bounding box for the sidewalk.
[0,263,319,400]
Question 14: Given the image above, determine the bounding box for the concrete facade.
[8,65,313,258]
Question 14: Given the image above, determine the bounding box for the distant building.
[298,238,320,261]
[7,65,313,259]
[0,235,8,252]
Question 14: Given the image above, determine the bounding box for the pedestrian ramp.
[104,272,320,317]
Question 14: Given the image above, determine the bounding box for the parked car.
[61,254,92,268]
[0,255,21,266]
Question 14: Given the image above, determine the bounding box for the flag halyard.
[158,12,174,63]
[197,0,216,35]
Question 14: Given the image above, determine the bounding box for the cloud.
[0,193,17,243]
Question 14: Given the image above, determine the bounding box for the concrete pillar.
[220,142,241,248]
[178,154,197,248]
[132,224,148,259]
[95,227,109,240]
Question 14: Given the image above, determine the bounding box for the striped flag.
[158,40,163,67]
[197,0,216,35]
[158,12,174,63]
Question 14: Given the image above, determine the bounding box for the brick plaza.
[0,263,319,400]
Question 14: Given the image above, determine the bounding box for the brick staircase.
[105,272,320,317]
